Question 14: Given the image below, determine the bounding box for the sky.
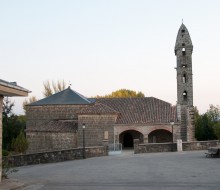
[1,0,220,115]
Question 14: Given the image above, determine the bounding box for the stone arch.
[183,91,187,102]
[148,129,172,143]
[119,130,144,148]
[116,126,145,135]
[147,126,172,134]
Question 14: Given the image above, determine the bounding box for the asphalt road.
[11,150,220,190]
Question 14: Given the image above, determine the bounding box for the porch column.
[143,134,148,143]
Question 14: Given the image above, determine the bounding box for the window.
[182,43,185,46]
[183,73,187,83]
[183,91,187,101]
[181,29,185,33]
[182,48,186,55]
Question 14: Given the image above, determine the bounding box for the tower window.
[181,29,185,33]
[183,91,187,101]
[182,48,186,55]
[183,73,187,83]
[182,43,185,46]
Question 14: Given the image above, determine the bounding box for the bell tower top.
[175,24,193,55]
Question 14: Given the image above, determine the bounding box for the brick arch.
[119,129,144,147]
[116,126,144,136]
[147,126,172,135]
[148,127,172,143]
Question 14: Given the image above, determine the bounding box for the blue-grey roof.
[29,87,93,106]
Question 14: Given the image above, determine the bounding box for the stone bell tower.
[175,24,195,141]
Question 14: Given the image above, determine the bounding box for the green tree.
[195,105,219,141]
[11,131,29,153]
[2,97,26,150]
[214,122,220,140]
[43,80,67,97]
[206,105,220,122]
[206,105,220,140]
[95,89,145,98]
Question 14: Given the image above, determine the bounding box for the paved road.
[11,151,220,190]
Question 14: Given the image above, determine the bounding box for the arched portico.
[119,130,143,148]
[148,129,172,143]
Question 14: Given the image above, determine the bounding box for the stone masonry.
[27,132,77,153]
[78,115,117,147]
[26,104,87,153]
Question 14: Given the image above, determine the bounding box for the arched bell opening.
[183,91,187,102]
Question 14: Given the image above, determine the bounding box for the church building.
[26,24,195,153]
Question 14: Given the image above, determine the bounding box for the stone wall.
[0,96,3,182]
[78,115,117,147]
[186,106,195,141]
[26,105,87,153]
[27,132,77,153]
[134,139,176,154]
[183,140,220,151]
[134,139,220,154]
[26,105,88,129]
[4,146,107,167]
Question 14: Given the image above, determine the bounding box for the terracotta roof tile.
[77,103,119,115]
[96,97,177,124]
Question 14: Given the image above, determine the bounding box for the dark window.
[182,43,185,46]
[183,73,187,83]
[181,29,185,33]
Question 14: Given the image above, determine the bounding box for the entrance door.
[123,133,133,147]
[119,130,143,148]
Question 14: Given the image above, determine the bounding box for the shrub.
[214,122,220,140]
[2,149,9,157]
[12,131,29,153]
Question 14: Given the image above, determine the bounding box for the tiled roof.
[77,103,119,115]
[96,97,177,124]
[27,120,78,132]
[29,87,93,106]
